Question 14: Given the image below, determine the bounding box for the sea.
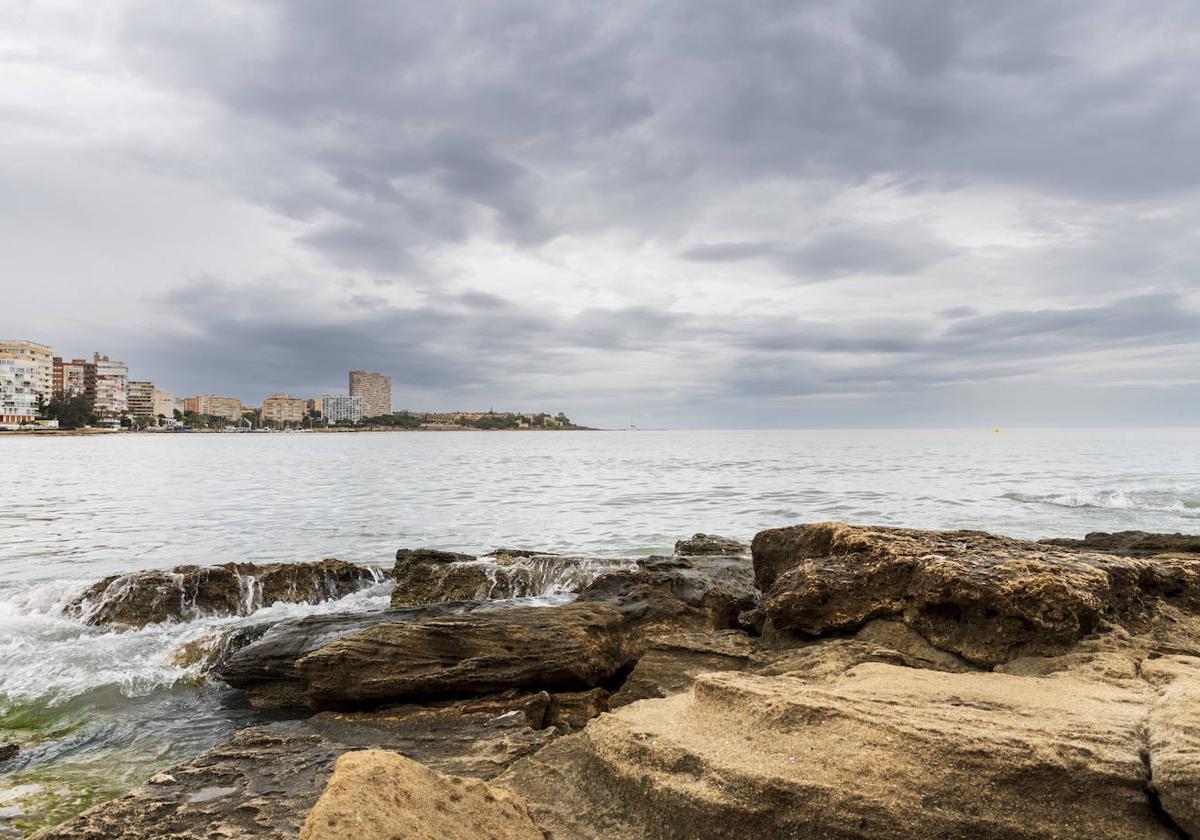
[1,428,1198,832]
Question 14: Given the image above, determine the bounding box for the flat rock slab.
[1042,530,1200,557]
[300,750,543,840]
[501,664,1175,839]
[752,522,1200,665]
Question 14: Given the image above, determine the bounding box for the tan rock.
[501,660,1176,839]
[1147,678,1200,836]
[300,750,542,840]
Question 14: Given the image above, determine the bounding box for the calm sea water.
[1,428,1198,831]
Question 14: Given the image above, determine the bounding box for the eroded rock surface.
[68,559,384,629]
[753,522,1200,665]
[300,750,543,840]
[610,631,755,708]
[1042,530,1200,557]
[500,663,1175,839]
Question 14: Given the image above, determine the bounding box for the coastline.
[6,523,1200,838]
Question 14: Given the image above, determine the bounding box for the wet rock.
[300,750,543,840]
[674,533,748,556]
[609,631,755,708]
[391,549,636,607]
[32,696,554,839]
[1041,530,1200,557]
[217,602,475,709]
[0,743,16,762]
[170,623,273,674]
[296,603,636,710]
[68,559,385,630]
[499,663,1176,839]
[752,522,1200,666]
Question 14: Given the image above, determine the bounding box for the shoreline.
[0,426,604,437]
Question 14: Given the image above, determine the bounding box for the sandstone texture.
[68,558,383,629]
[752,522,1200,665]
[300,750,543,840]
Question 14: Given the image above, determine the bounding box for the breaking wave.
[1003,489,1200,517]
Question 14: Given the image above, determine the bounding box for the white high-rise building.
[87,353,128,418]
[0,340,53,404]
[319,394,364,425]
[0,352,39,427]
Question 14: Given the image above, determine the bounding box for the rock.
[1042,531,1200,557]
[33,697,553,840]
[751,638,908,680]
[68,559,385,629]
[300,750,543,840]
[674,533,748,556]
[752,522,1200,666]
[1147,677,1200,836]
[0,743,16,762]
[610,631,755,708]
[217,602,475,709]
[391,549,637,607]
[545,688,610,731]
[30,722,346,840]
[296,603,636,710]
[499,662,1177,839]
[170,622,273,673]
[853,618,975,672]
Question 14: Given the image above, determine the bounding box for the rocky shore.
[27,526,1200,838]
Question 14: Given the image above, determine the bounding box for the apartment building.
[0,352,39,427]
[53,357,88,396]
[128,381,155,417]
[348,370,391,418]
[0,340,53,403]
[184,394,243,422]
[152,388,180,418]
[319,394,364,425]
[85,353,128,418]
[261,393,306,424]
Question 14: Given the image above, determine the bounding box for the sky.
[1,1,1198,429]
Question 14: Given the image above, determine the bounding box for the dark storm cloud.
[114,0,1200,279]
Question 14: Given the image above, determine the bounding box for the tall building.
[128,381,155,417]
[319,394,364,425]
[152,388,180,418]
[261,392,306,425]
[349,370,391,418]
[185,394,243,422]
[85,353,128,418]
[53,357,88,396]
[0,340,53,404]
[0,352,39,427]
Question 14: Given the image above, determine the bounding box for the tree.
[44,392,96,430]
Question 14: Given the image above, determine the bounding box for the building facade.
[186,394,243,422]
[128,381,155,417]
[261,393,306,425]
[319,394,364,425]
[53,357,88,396]
[349,370,391,418]
[0,352,39,427]
[0,341,53,404]
[85,353,128,418]
[152,388,179,418]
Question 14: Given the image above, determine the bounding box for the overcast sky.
[2,1,1198,428]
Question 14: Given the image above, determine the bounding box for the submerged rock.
[0,743,16,762]
[1041,530,1200,557]
[752,522,1200,665]
[68,559,385,630]
[300,750,542,840]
